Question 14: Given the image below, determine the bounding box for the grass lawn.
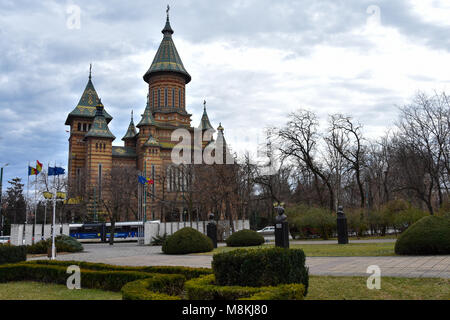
[288,234,399,241]
[196,242,396,256]
[307,276,450,300]
[0,282,122,300]
[0,277,447,300]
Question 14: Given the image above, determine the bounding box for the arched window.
[98,163,103,198]
[158,89,161,107]
[178,89,181,108]
[172,88,175,107]
[96,143,98,151]
[83,123,87,132]
[164,88,168,107]
[77,123,81,131]
[151,88,154,107]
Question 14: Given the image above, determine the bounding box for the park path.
[28,242,450,278]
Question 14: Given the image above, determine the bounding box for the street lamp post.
[0,164,9,236]
[44,190,65,260]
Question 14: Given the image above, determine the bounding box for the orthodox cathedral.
[65,10,226,220]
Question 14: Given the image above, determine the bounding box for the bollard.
[337,206,349,244]
[206,213,217,248]
[274,206,289,248]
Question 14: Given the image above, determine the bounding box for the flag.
[48,166,65,176]
[36,160,43,173]
[138,176,154,185]
[28,166,37,176]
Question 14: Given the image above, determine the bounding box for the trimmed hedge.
[121,274,185,300]
[226,229,265,247]
[162,227,213,254]
[395,215,450,255]
[212,248,309,295]
[0,244,27,265]
[25,260,212,280]
[185,274,305,300]
[0,263,154,291]
[27,235,83,254]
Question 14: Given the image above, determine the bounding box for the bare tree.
[327,114,366,208]
[276,109,335,211]
[101,166,138,244]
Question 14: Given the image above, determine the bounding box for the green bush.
[121,274,185,300]
[291,207,336,239]
[212,247,309,295]
[26,235,83,254]
[395,215,450,255]
[25,260,212,280]
[347,209,369,237]
[226,229,265,247]
[162,227,213,254]
[393,207,428,232]
[0,244,27,265]
[185,274,305,300]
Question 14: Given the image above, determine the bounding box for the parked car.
[0,236,10,244]
[257,226,275,235]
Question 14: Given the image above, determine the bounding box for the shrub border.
[185,274,305,300]
[121,275,184,300]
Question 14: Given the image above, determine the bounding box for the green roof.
[122,112,137,140]
[143,16,191,84]
[84,103,116,140]
[112,146,137,158]
[137,100,156,127]
[198,105,214,131]
[65,76,112,125]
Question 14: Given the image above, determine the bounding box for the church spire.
[122,109,138,141]
[84,100,116,140]
[162,4,174,36]
[198,100,215,131]
[65,66,112,125]
[143,6,191,84]
[137,95,156,128]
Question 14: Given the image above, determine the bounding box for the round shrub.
[212,247,309,295]
[226,229,264,247]
[162,227,213,254]
[395,215,450,255]
[27,235,83,254]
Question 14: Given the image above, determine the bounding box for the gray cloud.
[1,0,449,185]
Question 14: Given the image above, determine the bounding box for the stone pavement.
[29,242,450,278]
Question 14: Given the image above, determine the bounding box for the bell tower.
[142,5,192,127]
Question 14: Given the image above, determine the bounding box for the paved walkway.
[29,242,450,278]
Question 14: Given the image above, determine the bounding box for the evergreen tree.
[4,178,26,229]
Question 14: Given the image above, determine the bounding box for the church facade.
[65,12,224,221]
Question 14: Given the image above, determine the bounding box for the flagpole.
[144,162,147,223]
[26,161,30,224]
[51,161,56,260]
[33,172,37,244]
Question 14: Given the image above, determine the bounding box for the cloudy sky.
[1,0,450,186]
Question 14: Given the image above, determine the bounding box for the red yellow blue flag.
[138,175,154,185]
[36,160,43,173]
[28,166,37,176]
